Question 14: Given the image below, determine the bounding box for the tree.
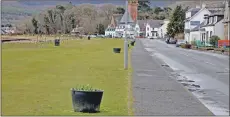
[210,35,220,47]
[56,5,66,33]
[163,7,172,18]
[31,17,38,34]
[154,7,163,15]
[167,5,186,38]
[115,7,125,14]
[43,15,50,34]
[96,24,105,34]
[138,0,151,12]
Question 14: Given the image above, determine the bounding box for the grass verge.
[2,39,132,115]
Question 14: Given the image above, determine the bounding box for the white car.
[148,36,154,39]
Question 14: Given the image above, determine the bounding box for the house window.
[147,27,149,31]
[209,17,212,24]
[210,31,212,37]
[206,31,209,42]
[214,16,218,23]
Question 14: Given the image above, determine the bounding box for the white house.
[1,26,17,34]
[158,19,170,38]
[200,11,225,43]
[105,27,116,37]
[105,10,137,38]
[144,20,163,39]
[184,4,212,43]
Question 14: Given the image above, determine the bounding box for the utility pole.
[228,0,230,40]
[124,0,128,70]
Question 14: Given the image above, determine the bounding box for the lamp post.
[124,0,129,70]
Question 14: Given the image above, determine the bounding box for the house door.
[206,31,209,43]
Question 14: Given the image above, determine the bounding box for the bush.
[181,44,191,49]
[191,41,196,46]
[185,44,192,49]
[181,44,186,48]
[210,35,220,47]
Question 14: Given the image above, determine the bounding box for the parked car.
[166,38,177,44]
[176,40,186,47]
[148,36,154,39]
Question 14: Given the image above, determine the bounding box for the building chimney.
[202,3,206,8]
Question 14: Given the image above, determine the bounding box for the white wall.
[190,31,200,42]
[214,19,225,39]
[135,23,140,36]
[145,24,153,37]
[203,26,214,42]
[186,12,191,19]
[158,20,169,38]
[189,8,211,29]
[185,22,190,29]
[105,30,115,37]
[185,8,211,43]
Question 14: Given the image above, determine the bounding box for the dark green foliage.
[31,17,38,34]
[210,35,220,47]
[96,24,105,35]
[154,7,163,15]
[167,5,186,38]
[138,0,151,12]
[115,7,125,14]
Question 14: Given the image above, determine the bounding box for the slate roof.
[136,20,164,32]
[146,20,164,28]
[137,20,147,31]
[190,8,201,17]
[113,14,123,26]
[1,29,6,34]
[119,10,134,24]
[201,14,224,27]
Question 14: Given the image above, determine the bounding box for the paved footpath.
[131,39,214,116]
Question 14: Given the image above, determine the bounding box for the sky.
[17,0,172,7]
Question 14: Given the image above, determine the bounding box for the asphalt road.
[131,40,213,116]
[141,39,229,115]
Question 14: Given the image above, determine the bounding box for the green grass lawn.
[2,39,133,116]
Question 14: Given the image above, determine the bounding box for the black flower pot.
[130,41,135,46]
[54,39,60,46]
[113,48,121,53]
[71,89,103,113]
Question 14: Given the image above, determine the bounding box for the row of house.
[105,0,170,39]
[185,0,229,44]
[105,13,170,39]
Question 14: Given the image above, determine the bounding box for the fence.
[218,40,230,47]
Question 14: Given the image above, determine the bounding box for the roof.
[1,29,6,34]
[119,10,134,24]
[189,8,201,17]
[113,14,123,26]
[106,27,116,31]
[137,20,146,31]
[201,15,224,27]
[209,10,225,16]
[71,27,83,33]
[146,20,164,28]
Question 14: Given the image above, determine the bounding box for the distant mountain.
[167,0,226,9]
[1,0,169,25]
